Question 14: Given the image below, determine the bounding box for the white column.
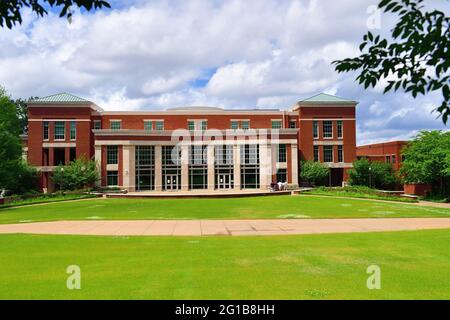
[259,143,272,190]
[154,146,162,191]
[233,144,241,190]
[291,144,299,186]
[181,145,189,191]
[207,145,215,190]
[94,145,102,187]
[122,145,135,192]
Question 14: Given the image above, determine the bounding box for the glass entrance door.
[165,174,179,191]
[218,174,233,189]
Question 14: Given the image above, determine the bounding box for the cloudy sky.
[0,0,448,144]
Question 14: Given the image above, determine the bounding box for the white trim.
[95,139,298,146]
[101,111,295,116]
[313,141,343,146]
[42,142,76,148]
[29,119,91,122]
[300,118,355,121]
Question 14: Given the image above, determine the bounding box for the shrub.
[400,130,450,196]
[300,161,330,186]
[52,157,99,191]
[348,158,398,190]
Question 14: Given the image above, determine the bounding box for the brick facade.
[25,93,358,192]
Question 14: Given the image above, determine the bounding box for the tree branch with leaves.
[334,0,450,123]
[0,0,111,28]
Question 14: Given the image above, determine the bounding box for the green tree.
[400,130,450,195]
[333,0,450,123]
[52,157,99,191]
[300,161,330,186]
[0,87,39,195]
[0,0,111,29]
[349,158,398,190]
[0,87,21,136]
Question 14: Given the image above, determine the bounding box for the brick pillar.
[233,144,241,190]
[181,145,189,191]
[207,144,215,190]
[122,145,135,192]
[154,145,163,191]
[259,143,272,190]
[291,144,299,186]
[94,145,102,187]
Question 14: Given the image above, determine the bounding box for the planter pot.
[403,184,432,197]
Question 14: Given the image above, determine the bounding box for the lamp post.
[60,167,64,192]
[369,166,372,189]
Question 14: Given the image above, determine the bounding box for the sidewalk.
[0,218,449,236]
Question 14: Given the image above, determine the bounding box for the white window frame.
[271,119,283,129]
[323,120,333,139]
[337,120,343,139]
[313,120,319,139]
[110,120,122,130]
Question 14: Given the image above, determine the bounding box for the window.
[135,146,155,191]
[43,121,49,140]
[93,120,101,130]
[201,120,208,131]
[241,144,259,165]
[189,145,206,165]
[155,121,164,131]
[272,120,282,129]
[314,146,319,162]
[241,120,250,130]
[276,169,287,183]
[338,145,343,163]
[277,144,287,163]
[110,120,121,130]
[69,147,76,162]
[107,171,118,186]
[323,121,333,138]
[337,120,343,139]
[54,121,65,140]
[107,146,118,165]
[385,155,391,164]
[188,121,195,132]
[215,145,233,165]
[323,145,333,163]
[231,121,239,130]
[54,148,65,165]
[70,121,76,140]
[144,121,153,131]
[392,155,396,164]
[289,120,297,129]
[313,121,318,139]
[240,145,260,189]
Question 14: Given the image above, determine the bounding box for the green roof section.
[30,93,91,104]
[299,93,357,105]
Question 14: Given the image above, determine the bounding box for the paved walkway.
[0,218,450,236]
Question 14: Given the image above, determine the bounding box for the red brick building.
[356,141,408,172]
[24,92,357,192]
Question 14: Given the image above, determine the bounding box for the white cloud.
[0,0,447,144]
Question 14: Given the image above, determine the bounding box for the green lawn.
[0,229,449,299]
[0,196,448,224]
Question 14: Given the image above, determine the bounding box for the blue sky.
[0,0,448,144]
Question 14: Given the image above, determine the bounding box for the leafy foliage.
[52,157,99,191]
[348,158,398,190]
[399,130,450,195]
[300,161,330,186]
[0,87,21,136]
[0,0,111,28]
[0,87,39,194]
[334,0,450,123]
